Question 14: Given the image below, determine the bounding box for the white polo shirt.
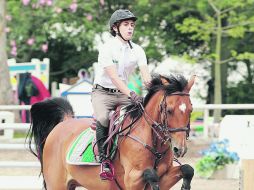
[94,37,147,88]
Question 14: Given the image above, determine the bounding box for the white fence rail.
[0,143,34,150]
[1,104,254,138]
[0,105,30,111]
[194,104,254,138]
[0,176,42,189]
[0,161,40,168]
[0,123,30,130]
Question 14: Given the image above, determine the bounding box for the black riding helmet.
[109,9,137,48]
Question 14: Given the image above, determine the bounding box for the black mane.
[144,74,188,106]
[125,74,188,119]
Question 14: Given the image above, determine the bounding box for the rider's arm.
[137,46,151,87]
[139,65,151,87]
[104,66,132,97]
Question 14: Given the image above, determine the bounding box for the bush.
[195,139,239,178]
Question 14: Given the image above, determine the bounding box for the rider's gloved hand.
[130,91,143,105]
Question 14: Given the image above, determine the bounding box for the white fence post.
[0,111,15,139]
[203,108,209,138]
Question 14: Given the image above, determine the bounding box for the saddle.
[66,106,127,170]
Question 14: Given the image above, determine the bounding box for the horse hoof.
[153,184,160,190]
[181,188,190,190]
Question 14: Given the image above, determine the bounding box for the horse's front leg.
[180,164,194,190]
[159,164,194,190]
[143,168,160,190]
[124,167,160,190]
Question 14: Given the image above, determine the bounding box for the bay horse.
[27,74,195,190]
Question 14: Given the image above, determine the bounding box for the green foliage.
[195,139,239,178]
[226,26,245,38]
[133,0,207,59]
[176,17,213,41]
[224,82,254,115]
[195,155,215,178]
[174,0,254,108]
[5,0,208,80]
[235,52,254,60]
[6,0,109,82]
[5,0,254,95]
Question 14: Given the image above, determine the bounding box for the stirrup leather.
[99,160,115,181]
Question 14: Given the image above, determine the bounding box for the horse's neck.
[144,91,164,122]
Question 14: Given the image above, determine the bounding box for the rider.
[91,9,151,179]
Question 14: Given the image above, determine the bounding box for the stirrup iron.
[99,160,115,181]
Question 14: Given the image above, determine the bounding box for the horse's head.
[144,74,195,158]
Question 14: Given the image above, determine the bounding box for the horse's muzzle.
[173,145,187,158]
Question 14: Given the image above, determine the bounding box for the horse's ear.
[160,75,170,85]
[184,75,196,92]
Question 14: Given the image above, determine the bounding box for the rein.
[126,91,190,169]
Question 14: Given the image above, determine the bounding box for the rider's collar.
[114,36,132,49]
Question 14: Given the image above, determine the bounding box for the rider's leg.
[91,88,118,179]
[96,121,109,163]
[96,121,113,180]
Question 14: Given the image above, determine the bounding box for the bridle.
[157,92,191,141]
[126,91,191,169]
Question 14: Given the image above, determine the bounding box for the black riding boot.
[96,122,111,179]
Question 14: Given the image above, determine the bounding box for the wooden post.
[241,159,254,190]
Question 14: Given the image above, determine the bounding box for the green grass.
[191,111,204,122]
[13,131,27,138]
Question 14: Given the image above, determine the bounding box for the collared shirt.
[94,37,147,88]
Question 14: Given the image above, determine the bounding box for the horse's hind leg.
[180,164,194,190]
[143,168,160,190]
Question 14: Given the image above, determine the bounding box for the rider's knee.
[96,115,109,127]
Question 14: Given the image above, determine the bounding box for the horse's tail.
[26,97,74,175]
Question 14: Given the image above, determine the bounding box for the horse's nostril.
[173,147,179,153]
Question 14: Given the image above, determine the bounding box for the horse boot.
[96,122,114,180]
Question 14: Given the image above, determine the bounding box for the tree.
[0,0,13,105]
[176,0,254,121]
[4,0,254,112]
[6,1,206,81]
[133,0,206,62]
[6,0,106,82]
